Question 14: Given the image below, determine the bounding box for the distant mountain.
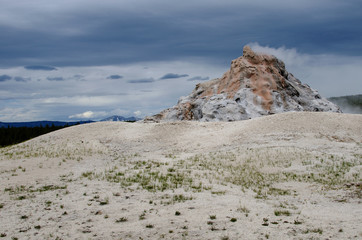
[328,94,362,114]
[0,116,142,128]
[0,120,94,128]
[100,115,141,122]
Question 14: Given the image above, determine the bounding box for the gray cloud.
[47,77,64,81]
[25,65,57,71]
[0,75,12,82]
[14,76,31,82]
[107,75,123,79]
[127,78,155,84]
[188,76,210,81]
[160,73,189,80]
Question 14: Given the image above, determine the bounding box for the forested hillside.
[328,94,362,114]
[0,124,69,147]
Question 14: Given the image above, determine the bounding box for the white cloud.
[0,107,40,122]
[41,95,121,106]
[133,110,142,116]
[69,110,107,119]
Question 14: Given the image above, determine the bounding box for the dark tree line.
[0,124,70,147]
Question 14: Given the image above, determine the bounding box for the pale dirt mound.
[0,112,361,239]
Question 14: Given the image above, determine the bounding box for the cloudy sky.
[0,0,361,121]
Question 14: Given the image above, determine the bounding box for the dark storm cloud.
[188,76,210,81]
[47,77,64,81]
[0,75,12,82]
[160,73,189,80]
[24,66,57,71]
[127,78,155,84]
[1,1,361,68]
[107,75,123,79]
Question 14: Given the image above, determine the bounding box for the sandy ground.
[0,112,361,240]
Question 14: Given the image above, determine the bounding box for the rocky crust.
[146,46,341,122]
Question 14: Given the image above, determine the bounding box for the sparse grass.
[115,217,128,223]
[16,195,27,200]
[4,184,67,195]
[139,212,146,220]
[268,187,291,196]
[81,159,205,193]
[75,145,360,199]
[0,141,103,161]
[172,194,193,203]
[237,205,250,214]
[303,228,323,234]
[211,190,226,195]
[274,210,291,216]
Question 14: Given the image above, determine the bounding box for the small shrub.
[99,197,109,205]
[115,217,128,223]
[230,218,237,222]
[17,195,26,200]
[175,211,181,216]
[294,219,302,225]
[274,210,291,216]
[139,212,146,220]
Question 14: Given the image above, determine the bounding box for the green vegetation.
[274,210,291,216]
[302,228,323,234]
[115,217,128,223]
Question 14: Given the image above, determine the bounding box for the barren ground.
[0,112,361,240]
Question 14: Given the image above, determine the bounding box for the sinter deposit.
[147,46,340,122]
